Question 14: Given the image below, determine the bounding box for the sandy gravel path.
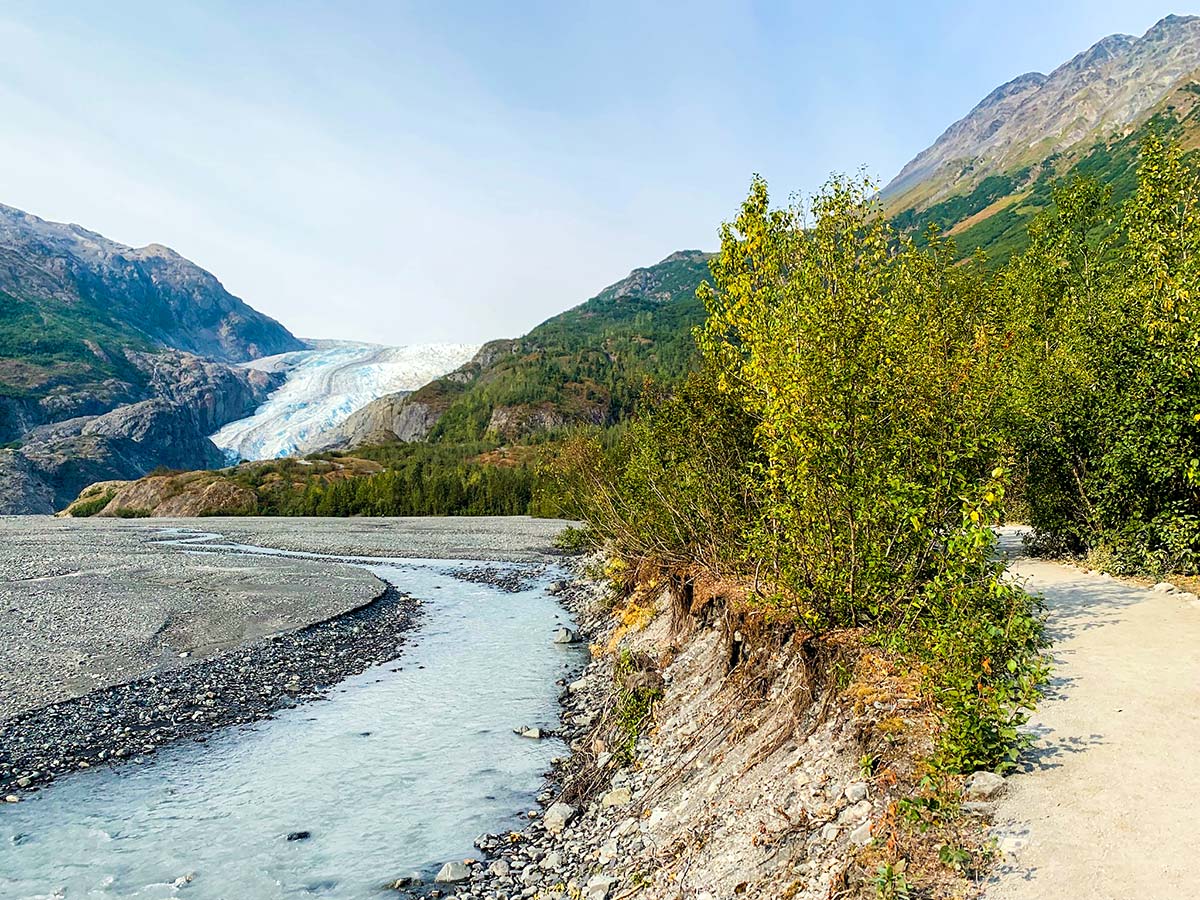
[986,528,1200,899]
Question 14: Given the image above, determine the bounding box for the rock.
[539,850,562,871]
[487,859,511,878]
[838,800,872,824]
[844,781,869,803]
[849,820,873,846]
[434,861,471,883]
[584,875,620,900]
[820,823,839,841]
[553,627,580,644]
[613,817,639,838]
[543,801,576,834]
[1153,582,1177,593]
[286,830,311,841]
[993,832,1029,859]
[517,726,544,739]
[598,839,619,864]
[385,876,418,890]
[601,787,632,808]
[963,770,1006,801]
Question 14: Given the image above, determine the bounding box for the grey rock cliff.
[0,204,303,363]
[882,15,1200,205]
[2,352,278,513]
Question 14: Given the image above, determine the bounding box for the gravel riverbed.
[0,516,571,799]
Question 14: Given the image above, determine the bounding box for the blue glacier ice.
[210,341,477,461]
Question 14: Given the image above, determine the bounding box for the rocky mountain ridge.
[0,203,302,364]
[882,15,1200,211]
[312,251,713,450]
[0,202,302,512]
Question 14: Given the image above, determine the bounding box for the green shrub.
[1008,135,1200,575]
[68,490,115,517]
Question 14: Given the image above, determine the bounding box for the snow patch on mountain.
[210,341,477,461]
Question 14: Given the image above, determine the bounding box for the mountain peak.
[882,15,1200,209]
[0,199,302,363]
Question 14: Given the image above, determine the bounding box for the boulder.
[849,820,873,846]
[487,859,511,878]
[434,861,471,883]
[553,627,581,644]
[543,801,576,834]
[844,782,869,803]
[963,770,1006,801]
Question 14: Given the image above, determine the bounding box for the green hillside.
[417,250,713,443]
[890,81,1200,265]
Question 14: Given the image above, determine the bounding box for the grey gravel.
[0,518,393,722]
[0,515,571,797]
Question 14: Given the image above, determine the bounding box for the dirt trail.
[986,527,1200,899]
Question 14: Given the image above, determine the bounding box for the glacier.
[209,341,477,461]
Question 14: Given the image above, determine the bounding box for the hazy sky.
[0,2,1169,345]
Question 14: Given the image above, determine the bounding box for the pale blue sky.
[0,2,1170,344]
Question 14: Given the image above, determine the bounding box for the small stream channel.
[0,541,584,899]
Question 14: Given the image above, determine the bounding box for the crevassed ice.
[210,342,478,461]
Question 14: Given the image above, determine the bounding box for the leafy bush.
[67,489,115,517]
[565,174,1048,772]
[1007,134,1200,574]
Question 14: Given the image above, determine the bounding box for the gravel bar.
[0,515,571,798]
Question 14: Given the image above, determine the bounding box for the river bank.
[1,517,581,899]
[0,517,570,799]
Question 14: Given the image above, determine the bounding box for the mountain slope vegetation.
[884,15,1200,265]
[322,250,712,448]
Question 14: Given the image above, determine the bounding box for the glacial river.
[0,549,583,899]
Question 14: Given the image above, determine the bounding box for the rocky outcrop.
[1,352,278,513]
[882,15,1200,207]
[304,391,418,450]
[448,564,991,900]
[486,404,572,440]
[0,451,55,515]
[101,475,258,517]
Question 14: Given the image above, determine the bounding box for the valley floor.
[987,528,1200,899]
[0,516,569,796]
